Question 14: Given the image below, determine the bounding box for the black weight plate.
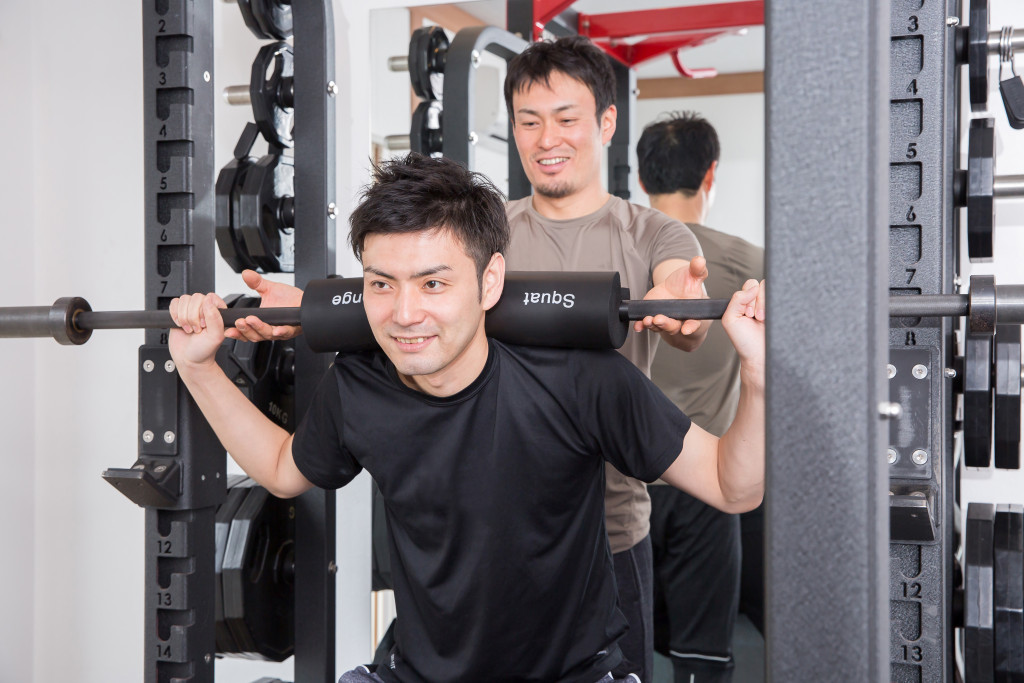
[216,298,296,430]
[995,324,1022,469]
[238,153,295,273]
[410,100,443,156]
[409,26,447,101]
[215,476,256,655]
[223,486,295,661]
[235,0,292,40]
[966,502,996,683]
[994,504,1024,679]
[251,0,292,40]
[215,157,261,273]
[969,0,990,112]
[965,333,995,468]
[967,118,996,263]
[250,42,294,149]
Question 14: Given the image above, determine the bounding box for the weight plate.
[215,476,255,655]
[965,333,995,468]
[250,42,294,149]
[965,502,996,683]
[223,486,296,661]
[967,118,996,263]
[215,157,261,273]
[409,26,448,101]
[994,504,1024,679]
[238,152,295,274]
[995,324,1022,469]
[969,0,990,112]
[235,0,292,40]
[410,100,443,156]
[217,297,296,430]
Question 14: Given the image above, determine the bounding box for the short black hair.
[348,153,509,281]
[637,112,720,197]
[504,36,616,123]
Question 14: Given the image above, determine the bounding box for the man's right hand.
[225,269,305,342]
[168,292,230,370]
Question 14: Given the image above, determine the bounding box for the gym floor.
[651,615,764,683]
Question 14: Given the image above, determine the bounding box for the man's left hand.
[633,256,709,337]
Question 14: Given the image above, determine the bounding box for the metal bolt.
[887,364,896,379]
[203,71,211,82]
[469,132,479,144]
[216,472,221,479]
[471,50,481,68]
[133,463,146,470]
[945,368,957,379]
[201,474,206,481]
[912,364,928,379]
[327,202,337,219]
[947,16,960,26]
[954,276,963,289]
[888,448,898,464]
[326,80,338,97]
[879,402,902,419]
[289,506,296,519]
[328,561,338,574]
[912,449,929,465]
[143,360,155,372]
[204,654,212,664]
[142,430,154,443]
[164,360,176,373]
[153,464,167,473]
[164,431,176,444]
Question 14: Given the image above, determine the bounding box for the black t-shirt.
[293,339,691,683]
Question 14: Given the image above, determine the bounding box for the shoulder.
[506,196,532,224]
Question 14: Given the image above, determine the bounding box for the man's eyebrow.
[516,104,579,117]
[363,265,452,279]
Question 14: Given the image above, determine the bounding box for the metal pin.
[879,402,902,419]
[327,203,338,220]
[327,81,338,97]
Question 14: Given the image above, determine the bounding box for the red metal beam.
[532,0,577,40]
[600,31,727,68]
[579,1,763,41]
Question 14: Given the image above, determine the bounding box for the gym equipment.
[962,503,1024,681]
[216,124,262,273]
[388,26,449,101]
[221,484,295,660]
[223,42,295,149]
[385,101,444,156]
[6,271,1024,352]
[954,118,1024,262]
[956,0,1024,115]
[218,295,295,431]
[215,476,255,654]
[214,126,294,274]
[224,0,293,41]
[997,26,1024,129]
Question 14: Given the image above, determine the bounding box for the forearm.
[660,319,711,351]
[715,363,765,512]
[176,360,303,497]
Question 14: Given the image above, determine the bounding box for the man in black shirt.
[168,154,765,683]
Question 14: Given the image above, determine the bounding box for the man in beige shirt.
[640,112,765,683]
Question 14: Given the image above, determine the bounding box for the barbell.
[3,272,1023,354]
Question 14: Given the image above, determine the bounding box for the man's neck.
[648,192,706,225]
[530,186,611,221]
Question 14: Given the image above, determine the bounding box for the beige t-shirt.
[505,195,702,553]
[649,224,764,437]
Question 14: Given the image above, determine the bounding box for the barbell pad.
[300,272,629,354]
[487,271,628,350]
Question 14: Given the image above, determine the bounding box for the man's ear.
[600,104,617,145]
[702,161,718,192]
[481,253,506,311]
